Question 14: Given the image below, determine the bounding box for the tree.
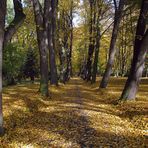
[120,0,148,100]
[91,0,112,83]
[0,0,25,136]
[100,0,125,88]
[80,0,112,82]
[4,0,26,47]
[85,0,96,81]
[65,0,74,80]
[0,0,6,136]
[49,0,58,85]
[23,48,39,82]
[113,1,140,77]
[56,8,67,83]
[32,0,50,96]
[3,43,26,85]
[91,15,100,83]
[57,0,77,83]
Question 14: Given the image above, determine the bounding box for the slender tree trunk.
[57,17,65,83]
[39,32,49,96]
[64,33,69,82]
[69,31,73,77]
[100,0,125,88]
[68,1,73,77]
[91,42,100,83]
[0,0,6,136]
[91,19,101,83]
[86,0,96,81]
[33,0,49,96]
[59,47,66,83]
[120,0,148,100]
[63,3,74,82]
[58,11,67,83]
[66,32,73,81]
[62,13,69,82]
[49,0,58,85]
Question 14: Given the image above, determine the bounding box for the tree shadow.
[2,77,147,147]
[4,106,146,147]
[3,95,146,147]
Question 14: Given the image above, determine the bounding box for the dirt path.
[57,78,147,147]
[1,77,147,147]
[70,80,98,147]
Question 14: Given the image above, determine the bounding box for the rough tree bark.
[59,46,66,83]
[91,14,100,83]
[63,23,69,82]
[66,0,73,79]
[33,0,49,96]
[49,0,58,85]
[100,0,125,88]
[86,0,96,81]
[120,0,148,100]
[0,0,6,136]
[58,11,67,83]
[59,10,70,83]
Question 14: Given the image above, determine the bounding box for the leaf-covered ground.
[0,77,148,147]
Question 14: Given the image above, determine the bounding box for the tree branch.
[113,0,118,11]
[4,0,26,46]
[101,21,114,37]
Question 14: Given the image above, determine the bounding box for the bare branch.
[101,21,114,37]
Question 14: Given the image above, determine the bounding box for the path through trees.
[0,0,147,145]
[0,78,147,147]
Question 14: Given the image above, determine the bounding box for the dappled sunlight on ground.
[0,77,147,147]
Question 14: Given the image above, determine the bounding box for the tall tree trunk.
[0,0,6,136]
[61,12,69,83]
[86,0,96,81]
[58,11,67,83]
[39,35,49,96]
[91,39,100,83]
[49,0,58,85]
[91,17,101,83]
[59,47,66,83]
[68,1,73,77]
[100,0,125,88]
[64,30,69,82]
[120,0,148,100]
[57,15,65,83]
[33,0,49,96]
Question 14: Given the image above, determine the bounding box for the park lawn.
[0,77,147,147]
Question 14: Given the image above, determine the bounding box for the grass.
[0,77,147,147]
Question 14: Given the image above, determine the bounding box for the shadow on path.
[2,78,147,147]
